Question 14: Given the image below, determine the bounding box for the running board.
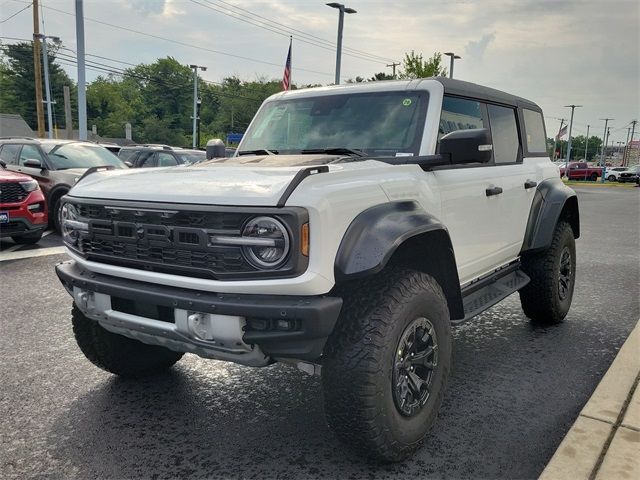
[456,267,530,324]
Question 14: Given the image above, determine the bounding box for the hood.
[68,155,369,206]
[0,168,32,182]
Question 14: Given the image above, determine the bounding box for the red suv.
[0,160,48,244]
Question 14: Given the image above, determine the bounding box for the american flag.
[556,124,568,140]
[282,38,292,91]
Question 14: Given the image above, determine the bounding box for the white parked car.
[55,78,579,462]
[605,166,629,182]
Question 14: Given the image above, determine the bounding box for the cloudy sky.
[1,0,638,144]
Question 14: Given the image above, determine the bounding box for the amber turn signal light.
[301,223,309,256]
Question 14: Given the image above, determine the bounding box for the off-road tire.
[11,231,43,244]
[519,221,576,324]
[322,269,452,462]
[72,305,183,378]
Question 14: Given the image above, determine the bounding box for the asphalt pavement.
[1,185,639,479]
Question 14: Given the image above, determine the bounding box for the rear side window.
[522,109,547,153]
[0,144,21,164]
[487,105,520,164]
[439,97,484,140]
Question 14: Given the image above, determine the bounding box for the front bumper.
[0,191,48,238]
[55,260,343,365]
[618,175,639,183]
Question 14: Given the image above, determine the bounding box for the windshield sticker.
[402,98,412,106]
[395,152,414,157]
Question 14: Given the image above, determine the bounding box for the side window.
[157,152,178,167]
[487,105,520,164]
[522,109,547,154]
[0,144,21,165]
[137,151,156,168]
[19,145,46,166]
[439,96,485,140]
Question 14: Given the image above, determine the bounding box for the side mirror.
[206,138,226,159]
[124,161,133,168]
[23,158,43,168]
[0,160,6,168]
[439,128,492,164]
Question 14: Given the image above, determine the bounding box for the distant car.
[118,146,207,168]
[604,166,628,182]
[559,161,603,181]
[0,160,48,244]
[617,165,640,183]
[0,138,127,233]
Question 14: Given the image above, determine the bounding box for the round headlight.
[241,216,290,269]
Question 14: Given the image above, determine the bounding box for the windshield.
[177,151,206,164]
[239,91,428,157]
[42,143,126,170]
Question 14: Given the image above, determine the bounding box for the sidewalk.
[540,320,640,479]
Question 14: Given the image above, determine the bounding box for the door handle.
[485,186,503,197]
[524,180,538,189]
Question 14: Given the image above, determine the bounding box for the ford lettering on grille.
[89,220,209,248]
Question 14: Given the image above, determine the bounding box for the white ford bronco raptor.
[56,78,579,462]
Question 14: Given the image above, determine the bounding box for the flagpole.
[288,36,292,90]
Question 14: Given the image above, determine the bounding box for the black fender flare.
[334,201,464,319]
[520,177,580,254]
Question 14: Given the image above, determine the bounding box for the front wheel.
[12,231,43,245]
[519,221,576,324]
[72,305,183,378]
[607,174,616,182]
[322,269,452,462]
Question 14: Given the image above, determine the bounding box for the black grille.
[67,200,307,280]
[0,182,27,204]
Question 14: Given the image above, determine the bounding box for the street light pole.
[189,64,206,148]
[583,124,590,161]
[76,0,87,140]
[599,118,613,183]
[34,34,60,139]
[327,3,356,85]
[564,105,582,174]
[444,52,461,78]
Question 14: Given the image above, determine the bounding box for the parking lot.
[1,185,638,479]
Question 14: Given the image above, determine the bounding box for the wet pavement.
[1,186,638,479]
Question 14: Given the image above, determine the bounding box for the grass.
[562,179,638,188]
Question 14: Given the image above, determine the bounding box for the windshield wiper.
[300,148,367,157]
[237,149,278,156]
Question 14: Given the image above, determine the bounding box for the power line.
[189,0,396,65]
[0,2,31,23]
[9,0,336,78]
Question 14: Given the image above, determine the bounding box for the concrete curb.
[540,320,640,480]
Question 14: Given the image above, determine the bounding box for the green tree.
[398,51,447,79]
[0,41,77,130]
[369,72,395,81]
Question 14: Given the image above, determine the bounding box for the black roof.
[431,77,542,112]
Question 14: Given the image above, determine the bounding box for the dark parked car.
[617,165,640,183]
[0,138,127,232]
[118,146,208,168]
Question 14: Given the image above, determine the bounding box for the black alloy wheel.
[393,317,439,417]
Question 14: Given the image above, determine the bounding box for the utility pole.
[32,0,45,137]
[189,64,206,148]
[564,105,582,174]
[327,3,357,85]
[35,34,60,139]
[76,0,87,140]
[599,118,613,182]
[552,118,566,161]
[583,124,590,161]
[444,52,461,78]
[63,86,72,139]
[625,120,637,167]
[386,61,400,78]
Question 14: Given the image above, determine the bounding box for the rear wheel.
[519,221,576,324]
[322,269,451,462]
[589,172,598,181]
[72,305,183,378]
